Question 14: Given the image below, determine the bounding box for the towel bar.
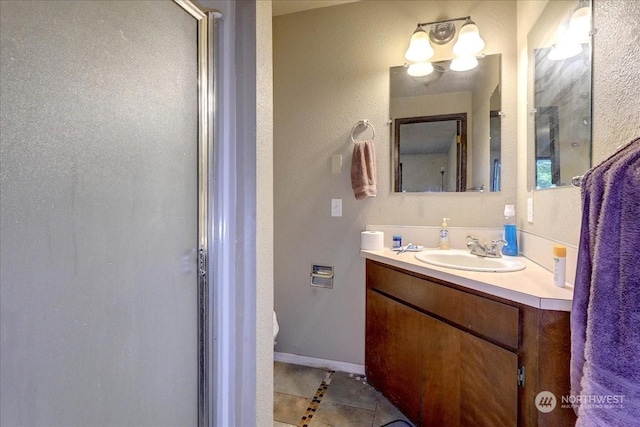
[350,120,376,143]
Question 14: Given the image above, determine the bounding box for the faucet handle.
[492,239,507,248]
[466,235,479,249]
[487,239,508,257]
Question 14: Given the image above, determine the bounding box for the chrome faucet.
[466,235,507,258]
[486,239,507,258]
[466,235,487,256]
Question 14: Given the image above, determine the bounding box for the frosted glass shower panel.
[0,1,199,425]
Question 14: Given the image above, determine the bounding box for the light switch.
[527,197,534,223]
[331,155,342,174]
[331,198,342,217]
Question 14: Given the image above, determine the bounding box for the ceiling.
[399,121,458,155]
[272,0,360,17]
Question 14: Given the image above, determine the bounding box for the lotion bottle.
[439,218,451,250]
[553,245,567,287]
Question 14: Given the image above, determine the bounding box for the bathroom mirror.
[390,54,502,193]
[527,0,592,189]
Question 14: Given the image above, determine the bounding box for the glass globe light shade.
[452,21,485,56]
[548,38,583,61]
[405,27,435,62]
[407,62,434,77]
[567,5,591,43]
[450,56,478,71]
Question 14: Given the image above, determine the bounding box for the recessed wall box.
[311,265,334,289]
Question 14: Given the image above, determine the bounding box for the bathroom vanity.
[362,251,576,427]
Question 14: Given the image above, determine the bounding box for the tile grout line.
[298,370,335,427]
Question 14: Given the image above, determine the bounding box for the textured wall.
[274,0,517,364]
[592,0,640,160]
[256,1,274,425]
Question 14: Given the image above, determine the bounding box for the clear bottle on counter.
[439,218,450,250]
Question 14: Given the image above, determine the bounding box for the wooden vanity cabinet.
[365,260,575,427]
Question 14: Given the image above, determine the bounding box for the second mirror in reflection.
[390,54,501,193]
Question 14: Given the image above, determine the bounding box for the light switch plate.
[331,198,342,217]
[527,197,534,223]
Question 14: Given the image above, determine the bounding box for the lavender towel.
[570,137,640,426]
[351,140,377,200]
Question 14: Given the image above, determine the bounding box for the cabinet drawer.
[367,260,519,349]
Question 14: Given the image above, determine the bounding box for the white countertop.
[361,248,574,311]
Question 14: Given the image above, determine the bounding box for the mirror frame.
[393,113,467,192]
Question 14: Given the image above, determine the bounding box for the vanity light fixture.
[548,0,591,61]
[407,61,434,77]
[404,16,485,75]
[567,0,591,43]
[548,38,582,61]
[450,55,479,72]
[452,18,485,56]
[405,26,435,62]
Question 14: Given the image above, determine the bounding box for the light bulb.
[405,27,435,62]
[452,21,485,56]
[407,62,434,77]
[548,38,582,61]
[567,5,591,43]
[450,56,478,71]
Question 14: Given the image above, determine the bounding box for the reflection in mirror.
[390,54,501,193]
[394,114,466,192]
[528,0,592,189]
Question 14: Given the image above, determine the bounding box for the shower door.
[1,1,208,425]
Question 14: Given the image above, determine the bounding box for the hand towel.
[570,137,640,426]
[351,140,377,200]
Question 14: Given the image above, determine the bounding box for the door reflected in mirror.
[394,114,466,192]
[390,54,501,193]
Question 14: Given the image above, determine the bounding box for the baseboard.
[274,352,365,376]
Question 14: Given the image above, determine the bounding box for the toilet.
[273,310,279,346]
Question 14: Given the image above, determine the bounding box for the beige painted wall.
[274,0,517,365]
[256,1,273,425]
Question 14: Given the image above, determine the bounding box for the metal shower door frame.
[174,1,216,426]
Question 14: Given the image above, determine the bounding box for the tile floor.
[274,362,415,427]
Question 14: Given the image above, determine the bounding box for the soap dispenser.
[439,218,451,250]
[502,205,518,256]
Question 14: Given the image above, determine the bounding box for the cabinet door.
[421,314,462,427]
[461,333,518,427]
[421,315,518,427]
[366,290,422,424]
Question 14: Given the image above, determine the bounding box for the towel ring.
[350,120,376,143]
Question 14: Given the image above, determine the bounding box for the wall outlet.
[527,197,534,223]
[331,198,342,217]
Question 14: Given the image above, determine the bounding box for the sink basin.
[415,249,526,272]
